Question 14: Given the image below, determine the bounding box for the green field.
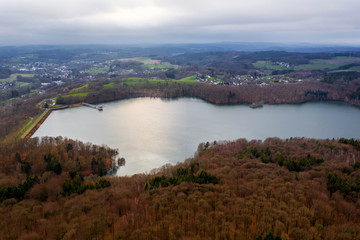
[0,73,34,82]
[89,67,110,74]
[54,92,88,105]
[133,57,153,63]
[174,75,198,83]
[144,62,178,69]
[295,57,360,71]
[16,82,32,88]
[329,70,355,73]
[63,92,88,98]
[348,66,360,71]
[121,78,165,85]
[117,57,178,69]
[70,84,88,93]
[121,75,199,85]
[253,61,289,70]
[104,82,114,87]
[118,57,153,63]
[147,79,167,84]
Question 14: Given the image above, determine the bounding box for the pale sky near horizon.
[0,0,359,45]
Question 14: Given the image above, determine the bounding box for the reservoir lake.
[33,98,360,176]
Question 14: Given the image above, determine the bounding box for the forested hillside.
[0,137,359,239]
[56,79,360,107]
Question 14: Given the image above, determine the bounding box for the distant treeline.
[349,87,360,101]
[271,69,294,75]
[304,90,328,98]
[55,80,356,108]
[339,138,360,150]
[175,51,360,67]
[323,71,360,83]
[0,67,11,79]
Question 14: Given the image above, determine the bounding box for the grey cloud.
[0,0,359,45]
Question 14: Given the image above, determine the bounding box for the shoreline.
[51,96,360,111]
[44,81,360,113]
[23,103,99,139]
[22,109,52,139]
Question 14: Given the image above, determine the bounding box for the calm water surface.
[33,98,360,176]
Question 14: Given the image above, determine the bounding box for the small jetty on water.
[82,102,103,111]
[250,102,264,108]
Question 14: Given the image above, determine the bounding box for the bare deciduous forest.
[0,137,359,239]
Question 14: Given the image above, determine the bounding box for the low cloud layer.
[0,0,359,45]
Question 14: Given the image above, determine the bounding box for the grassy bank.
[6,109,50,141]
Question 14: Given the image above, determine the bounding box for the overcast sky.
[0,0,359,45]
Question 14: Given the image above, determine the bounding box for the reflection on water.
[33,98,360,176]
